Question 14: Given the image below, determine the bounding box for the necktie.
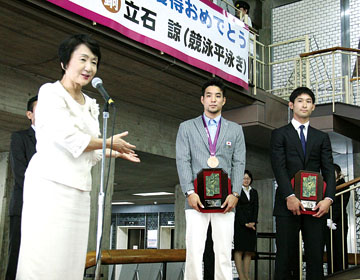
[300,125,306,155]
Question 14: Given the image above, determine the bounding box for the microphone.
[91,77,115,105]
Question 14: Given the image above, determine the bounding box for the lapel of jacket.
[286,123,305,162]
[194,116,210,153]
[240,189,248,202]
[304,126,315,165]
[216,117,228,153]
[249,188,253,202]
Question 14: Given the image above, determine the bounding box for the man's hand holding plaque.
[286,195,305,215]
[312,198,332,218]
[187,192,204,212]
[291,170,327,215]
[221,194,239,213]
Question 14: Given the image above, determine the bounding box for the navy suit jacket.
[270,123,335,217]
[9,127,36,216]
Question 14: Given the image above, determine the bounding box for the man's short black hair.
[58,34,101,76]
[27,95,38,112]
[201,77,226,97]
[289,87,315,104]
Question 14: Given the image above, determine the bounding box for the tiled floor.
[326,266,360,280]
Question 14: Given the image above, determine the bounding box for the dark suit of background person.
[5,96,37,280]
[326,164,350,274]
[203,223,214,280]
[234,170,258,280]
[270,87,335,280]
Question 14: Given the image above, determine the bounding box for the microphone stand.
[94,102,110,280]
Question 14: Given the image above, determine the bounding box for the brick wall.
[272,0,343,103]
[350,0,360,105]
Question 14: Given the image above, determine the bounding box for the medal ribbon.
[202,115,222,156]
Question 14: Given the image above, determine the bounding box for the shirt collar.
[203,113,221,126]
[31,124,36,131]
[291,118,309,131]
[242,185,252,191]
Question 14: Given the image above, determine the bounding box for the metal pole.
[330,206,334,274]
[299,231,303,280]
[352,188,357,266]
[94,104,110,280]
[305,35,310,88]
[332,52,336,112]
[341,195,345,270]
[253,32,257,95]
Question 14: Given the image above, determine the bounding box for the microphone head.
[91,77,103,88]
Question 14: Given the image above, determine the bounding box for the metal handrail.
[300,46,360,58]
[262,35,360,110]
[329,177,360,274]
[300,177,360,277]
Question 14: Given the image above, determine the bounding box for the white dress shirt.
[291,118,309,141]
[241,185,252,200]
[203,114,221,142]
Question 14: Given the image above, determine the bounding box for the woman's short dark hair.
[201,77,226,97]
[289,87,315,104]
[334,163,342,179]
[58,34,101,75]
[244,169,253,184]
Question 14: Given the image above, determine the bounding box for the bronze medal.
[207,156,219,168]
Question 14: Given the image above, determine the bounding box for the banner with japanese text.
[47,0,249,88]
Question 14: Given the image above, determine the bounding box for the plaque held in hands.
[194,168,231,213]
[291,170,327,215]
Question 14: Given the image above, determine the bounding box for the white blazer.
[26,81,101,191]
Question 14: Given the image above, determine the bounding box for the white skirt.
[16,173,91,280]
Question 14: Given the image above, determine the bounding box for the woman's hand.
[245,222,256,230]
[109,131,136,154]
[117,152,140,163]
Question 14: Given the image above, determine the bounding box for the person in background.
[203,223,215,280]
[326,163,350,273]
[234,1,254,85]
[234,1,252,27]
[234,170,259,280]
[16,34,140,280]
[6,96,37,280]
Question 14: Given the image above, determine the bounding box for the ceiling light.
[132,192,174,196]
[111,202,135,205]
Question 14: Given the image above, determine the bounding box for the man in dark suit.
[270,87,335,280]
[6,95,37,280]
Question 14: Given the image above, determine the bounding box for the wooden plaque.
[194,168,231,213]
[291,170,327,215]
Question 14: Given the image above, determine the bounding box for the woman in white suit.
[16,34,139,280]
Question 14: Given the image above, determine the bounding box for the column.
[0,152,12,280]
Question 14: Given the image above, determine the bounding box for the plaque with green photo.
[205,173,220,197]
[194,168,232,212]
[291,170,326,215]
[302,175,317,197]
